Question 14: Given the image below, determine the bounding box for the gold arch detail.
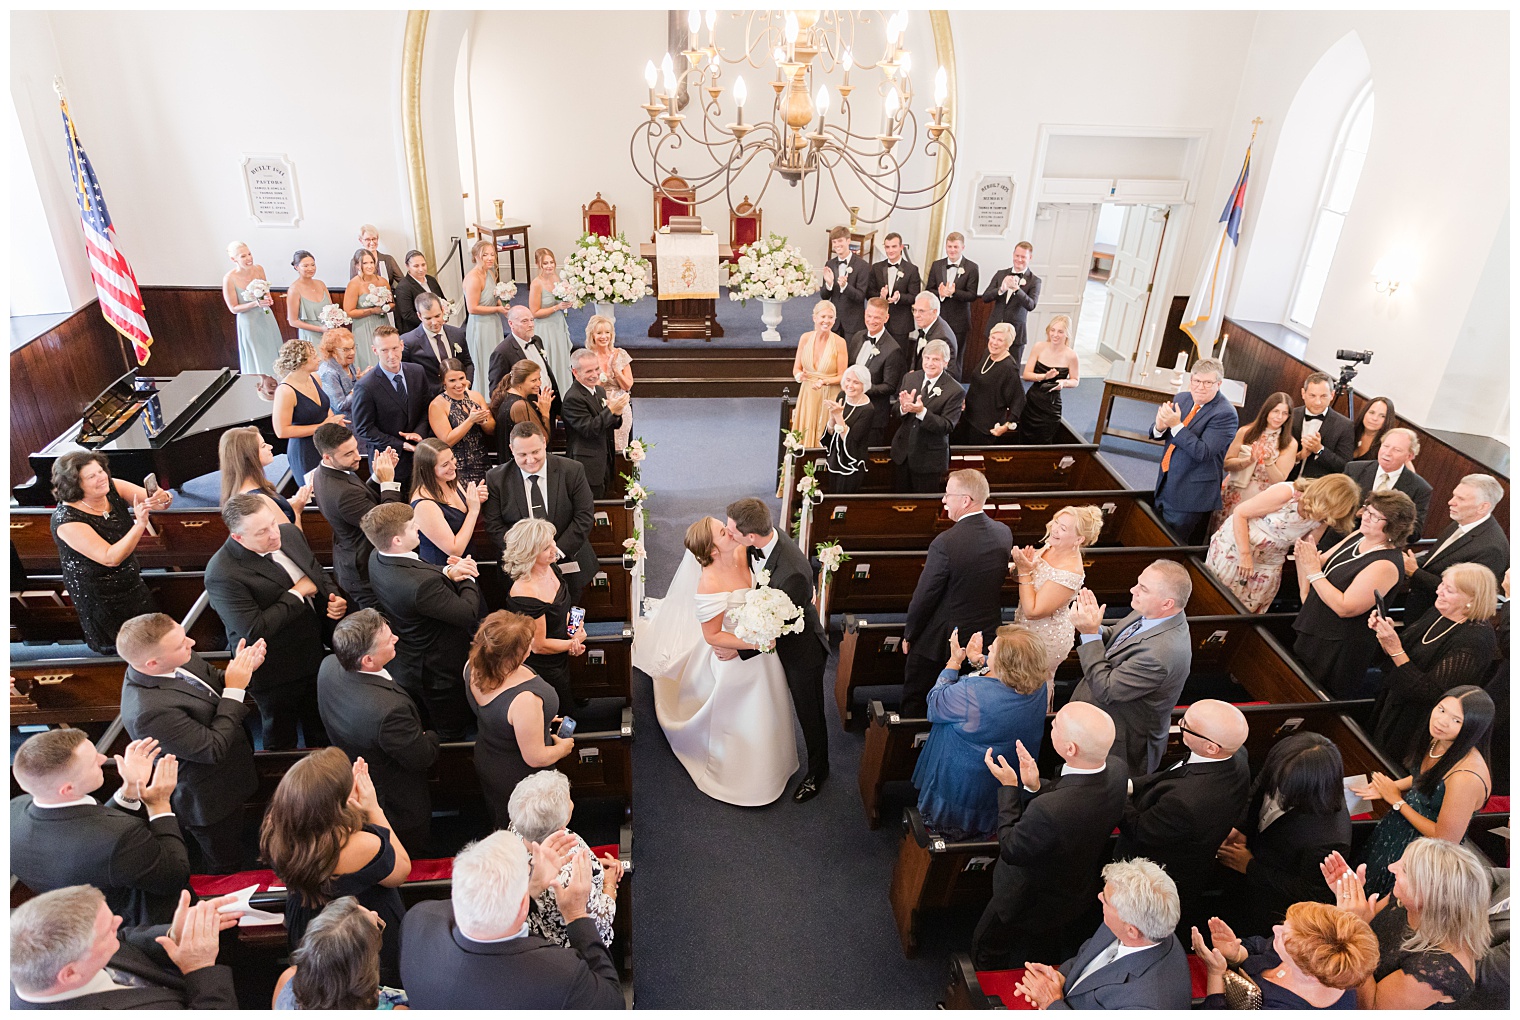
[925,11,957,261]
[402,11,434,268]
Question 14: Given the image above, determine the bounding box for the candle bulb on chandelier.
[773,47,784,85]
[899,50,912,76]
[785,11,799,61]
[934,66,948,109]
[705,8,717,45]
[688,8,700,35]
[842,47,853,87]
[816,84,831,135]
[644,60,658,105]
[734,75,748,124]
[883,87,900,135]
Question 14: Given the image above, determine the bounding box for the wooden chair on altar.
[652,174,695,237]
[730,196,762,248]
[582,193,617,238]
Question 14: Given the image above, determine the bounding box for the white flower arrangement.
[727,583,805,653]
[728,233,818,305]
[361,284,394,312]
[626,482,649,503]
[554,232,651,307]
[494,280,518,302]
[796,473,821,501]
[816,542,850,576]
[318,304,352,329]
[624,439,648,463]
[622,537,645,561]
[782,429,806,455]
[753,568,771,587]
[244,279,272,314]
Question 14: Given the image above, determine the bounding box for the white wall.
[1428,211,1508,438]
[9,96,73,316]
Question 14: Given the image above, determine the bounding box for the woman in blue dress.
[286,249,331,346]
[463,239,509,396]
[409,438,485,566]
[529,247,575,388]
[273,339,344,486]
[912,623,1050,840]
[222,241,284,376]
[344,249,394,374]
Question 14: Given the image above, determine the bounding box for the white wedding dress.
[632,552,799,806]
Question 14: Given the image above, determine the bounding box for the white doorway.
[1095,203,1169,363]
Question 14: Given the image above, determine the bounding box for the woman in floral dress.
[1012,505,1104,707]
[586,314,634,452]
[1211,391,1298,534]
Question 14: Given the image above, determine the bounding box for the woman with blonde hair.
[342,249,393,374]
[1016,313,1081,444]
[272,337,344,486]
[1192,900,1378,1008]
[912,623,1050,839]
[221,241,283,376]
[788,299,848,447]
[502,517,585,711]
[585,314,634,451]
[956,321,1023,444]
[528,247,574,386]
[1206,473,1362,613]
[463,239,509,394]
[218,425,308,527]
[1012,504,1104,704]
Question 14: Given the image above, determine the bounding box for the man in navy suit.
[1149,357,1238,544]
[351,325,430,488]
[401,293,473,396]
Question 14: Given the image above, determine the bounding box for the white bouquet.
[728,233,818,305]
[244,278,272,314]
[318,304,352,329]
[360,284,394,311]
[555,232,651,307]
[727,576,805,653]
[494,280,518,302]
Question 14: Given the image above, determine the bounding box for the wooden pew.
[13,570,229,651]
[805,444,1123,495]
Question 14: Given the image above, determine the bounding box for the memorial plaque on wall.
[969,173,1015,239]
[240,154,301,227]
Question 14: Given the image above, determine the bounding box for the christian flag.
[1179,142,1251,358]
[60,98,154,365]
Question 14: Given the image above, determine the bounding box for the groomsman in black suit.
[1343,428,1433,536]
[482,421,598,600]
[1402,473,1510,621]
[1288,372,1355,480]
[402,293,473,396]
[117,615,265,874]
[847,298,907,445]
[394,249,449,335]
[351,326,430,489]
[319,609,440,852]
[312,424,404,610]
[890,339,965,493]
[980,241,1042,356]
[900,469,1014,714]
[489,305,562,402]
[1115,699,1251,937]
[820,226,871,339]
[562,348,628,499]
[924,230,980,344]
[867,231,922,340]
[363,502,483,740]
[204,494,346,750]
[906,291,960,378]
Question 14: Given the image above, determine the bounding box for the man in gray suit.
[1070,560,1193,776]
[1012,858,1193,1010]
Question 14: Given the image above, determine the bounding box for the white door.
[1028,202,1100,343]
[1096,204,1169,363]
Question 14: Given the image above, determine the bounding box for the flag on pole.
[1179,141,1251,359]
[59,97,153,365]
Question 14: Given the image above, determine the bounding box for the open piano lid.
[76,369,238,448]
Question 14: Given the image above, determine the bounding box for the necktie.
[527,474,546,519]
[1374,471,1393,492]
[392,372,406,399]
[1159,403,1201,472]
[1426,525,1467,564]
[431,333,448,365]
[175,668,218,700]
[1111,618,1145,648]
[1070,940,1124,991]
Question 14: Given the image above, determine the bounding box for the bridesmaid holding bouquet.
[343,249,394,374]
[222,241,284,376]
[529,247,574,389]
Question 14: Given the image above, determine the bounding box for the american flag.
[60,99,153,365]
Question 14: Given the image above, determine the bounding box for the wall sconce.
[1371,249,1415,296]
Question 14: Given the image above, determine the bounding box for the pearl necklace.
[1421,616,1463,646]
[1322,536,1390,574]
[980,354,1006,376]
[1428,739,1449,760]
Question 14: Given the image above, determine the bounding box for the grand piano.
[13,369,281,506]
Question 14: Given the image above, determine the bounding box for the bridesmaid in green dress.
[343,248,393,375]
[222,241,284,376]
[529,247,574,390]
[286,250,330,346]
[463,238,509,396]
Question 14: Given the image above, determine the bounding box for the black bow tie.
[1305,412,1326,421]
[748,547,764,562]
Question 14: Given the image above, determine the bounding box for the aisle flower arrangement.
[727,234,817,305]
[816,542,850,578]
[553,233,651,307]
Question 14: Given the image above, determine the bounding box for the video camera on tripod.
[1334,349,1374,419]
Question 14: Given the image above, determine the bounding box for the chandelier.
[630,9,955,225]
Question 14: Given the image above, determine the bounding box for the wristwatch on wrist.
[1391,800,1406,813]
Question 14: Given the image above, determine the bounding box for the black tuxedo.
[487,333,562,406]
[867,258,922,339]
[925,256,981,344]
[846,329,907,444]
[901,512,1014,714]
[394,272,447,335]
[903,317,960,379]
[482,456,597,599]
[401,323,474,397]
[10,925,236,1010]
[1344,459,1434,537]
[10,796,189,928]
[562,381,624,498]
[311,463,406,610]
[758,531,831,778]
[1404,515,1509,622]
[889,369,965,491]
[120,654,258,873]
[1289,406,1355,480]
[400,901,623,1009]
[980,268,1042,353]
[972,757,1130,969]
[1229,793,1351,932]
[820,253,871,338]
[367,551,483,740]
[351,363,431,488]
[203,526,337,750]
[318,655,439,850]
[1116,749,1252,934]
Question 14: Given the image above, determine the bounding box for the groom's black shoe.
[792,770,828,803]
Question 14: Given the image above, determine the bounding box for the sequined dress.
[1013,555,1084,680]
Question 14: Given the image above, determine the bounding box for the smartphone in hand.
[567,606,586,637]
[557,717,577,739]
[1374,590,1389,620]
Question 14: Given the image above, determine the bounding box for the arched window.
[1287,84,1374,331]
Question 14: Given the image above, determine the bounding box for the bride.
[631,516,799,806]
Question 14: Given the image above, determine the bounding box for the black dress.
[955,354,1023,444]
[1015,361,1068,445]
[1202,935,1356,1009]
[507,565,575,710]
[1292,535,1405,698]
[467,668,559,829]
[283,822,406,987]
[443,394,491,483]
[823,400,877,494]
[50,489,158,654]
[411,492,469,566]
[1368,612,1498,763]
[1371,900,1476,1006]
[281,380,330,485]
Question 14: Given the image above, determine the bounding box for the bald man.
[1116,699,1252,937]
[971,702,1129,970]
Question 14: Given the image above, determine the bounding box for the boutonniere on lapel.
[753,568,771,588]
[926,383,941,399]
[451,342,462,354]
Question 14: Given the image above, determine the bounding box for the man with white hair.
[971,701,1129,970]
[1344,427,1432,536]
[1013,858,1193,1009]
[1402,472,1509,622]
[1149,356,1238,543]
[890,338,965,493]
[562,348,629,499]
[906,290,960,378]
[508,771,623,948]
[400,829,624,1009]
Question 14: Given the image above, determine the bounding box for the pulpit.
[641,223,732,341]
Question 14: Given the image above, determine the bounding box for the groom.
[725,497,831,803]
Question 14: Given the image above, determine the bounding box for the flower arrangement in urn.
[727,233,817,305]
[552,232,651,307]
